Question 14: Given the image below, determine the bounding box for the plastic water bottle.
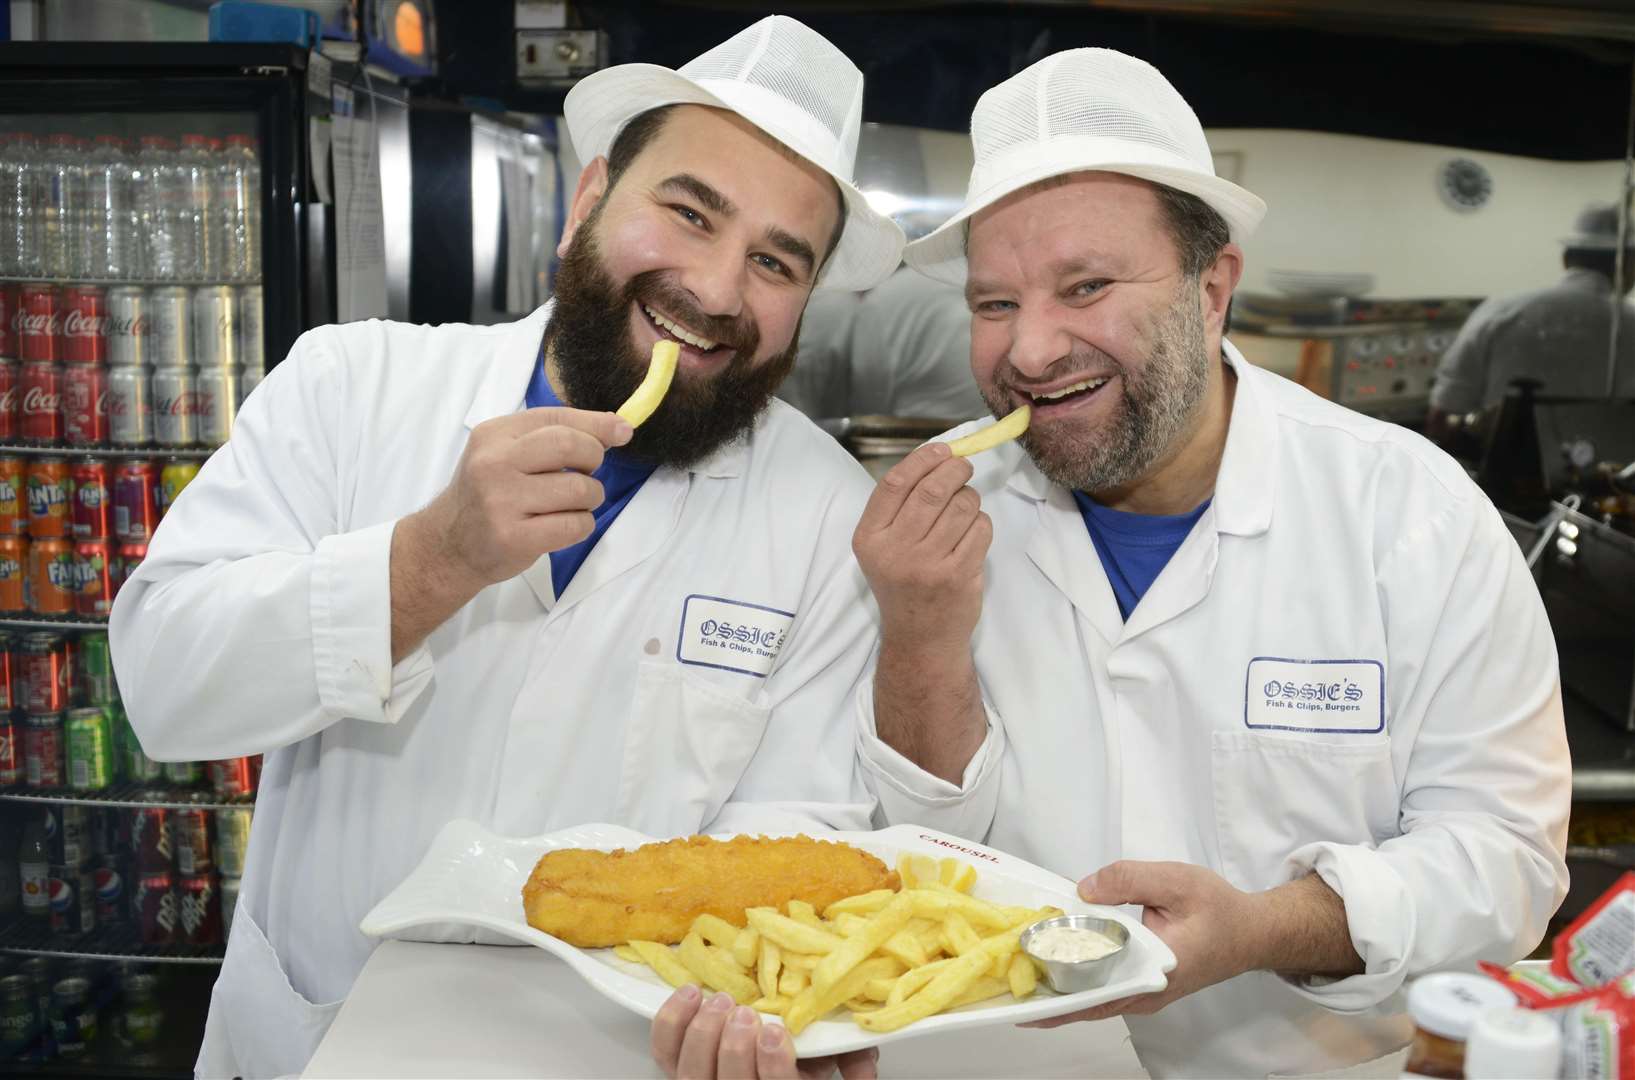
[41,133,85,279]
[135,136,182,280]
[177,134,217,280]
[0,134,14,276]
[4,133,43,278]
[217,134,260,281]
[81,135,135,280]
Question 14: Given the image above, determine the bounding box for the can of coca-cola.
[113,461,160,543]
[0,712,19,785]
[73,537,114,618]
[18,360,63,444]
[214,808,251,877]
[22,712,63,788]
[148,287,190,368]
[62,363,108,447]
[131,803,172,872]
[238,285,263,376]
[17,285,61,363]
[107,365,152,446]
[151,368,197,447]
[174,802,211,875]
[93,854,128,926]
[195,366,240,447]
[0,357,18,441]
[70,459,111,539]
[0,282,17,360]
[60,287,106,366]
[134,868,176,944]
[0,634,14,710]
[191,287,237,369]
[208,758,257,799]
[22,634,69,714]
[177,872,220,945]
[105,287,148,367]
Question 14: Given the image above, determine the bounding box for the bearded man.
[849,49,1569,1078]
[109,18,903,1080]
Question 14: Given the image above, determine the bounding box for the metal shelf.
[0,276,260,288]
[0,442,216,461]
[0,615,108,632]
[0,919,223,966]
[0,783,252,811]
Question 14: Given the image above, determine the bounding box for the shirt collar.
[1002,339,1275,537]
[464,298,748,480]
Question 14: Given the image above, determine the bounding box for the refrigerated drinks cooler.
[0,43,327,1076]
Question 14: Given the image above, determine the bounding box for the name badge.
[676,594,795,678]
[1244,657,1384,734]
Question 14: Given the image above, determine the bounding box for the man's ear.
[1201,243,1244,336]
[558,157,610,257]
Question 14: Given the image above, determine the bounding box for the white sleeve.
[855,673,1007,841]
[1280,499,1570,1012]
[109,329,436,762]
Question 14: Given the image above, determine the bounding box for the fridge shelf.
[0,615,107,631]
[0,442,215,461]
[0,276,261,288]
[0,920,224,965]
[0,784,253,811]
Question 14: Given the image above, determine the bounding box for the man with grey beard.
[851,49,1569,1077]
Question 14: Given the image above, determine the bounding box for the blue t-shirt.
[1072,492,1211,621]
[525,359,657,598]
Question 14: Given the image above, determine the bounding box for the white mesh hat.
[563,15,904,292]
[906,48,1267,286]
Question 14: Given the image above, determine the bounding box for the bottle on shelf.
[40,134,85,281]
[218,134,261,282]
[18,811,49,924]
[176,135,217,282]
[0,133,15,279]
[2,133,43,279]
[134,136,184,282]
[81,134,136,282]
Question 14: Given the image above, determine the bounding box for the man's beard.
[545,221,799,469]
[982,284,1211,494]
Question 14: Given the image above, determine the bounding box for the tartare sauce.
[1027,925,1121,963]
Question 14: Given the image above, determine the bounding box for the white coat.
[858,344,1572,1078]
[109,304,880,1079]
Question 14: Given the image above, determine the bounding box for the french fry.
[910,918,946,954]
[832,913,871,937]
[1007,952,1038,999]
[907,888,1014,930]
[690,913,742,948]
[947,405,1030,458]
[778,967,808,996]
[940,912,982,957]
[757,938,781,1001]
[863,977,897,1002]
[629,940,697,990]
[731,927,760,970]
[879,928,929,969]
[616,339,679,427]
[678,931,758,1004]
[781,952,821,972]
[751,996,788,1015]
[813,893,915,996]
[823,889,897,919]
[746,907,845,955]
[988,950,1010,979]
[786,900,824,929]
[949,976,1011,1010]
[613,944,642,963]
[885,956,956,1006]
[846,998,884,1012]
[785,957,902,1035]
[710,943,748,973]
[856,950,994,1032]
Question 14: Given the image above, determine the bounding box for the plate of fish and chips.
[360,822,1176,1057]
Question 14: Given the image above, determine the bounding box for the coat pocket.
[199,904,345,1079]
[1212,730,1399,892]
[615,660,772,837]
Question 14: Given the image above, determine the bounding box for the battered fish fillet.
[522,834,900,948]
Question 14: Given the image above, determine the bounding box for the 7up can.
[77,632,115,705]
[65,707,111,792]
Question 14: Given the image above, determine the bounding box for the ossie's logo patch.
[1244,657,1384,734]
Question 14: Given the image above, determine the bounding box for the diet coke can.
[18,360,63,444]
[134,869,176,944]
[107,364,152,446]
[70,459,111,539]
[195,366,240,447]
[131,804,172,872]
[191,286,237,369]
[151,368,197,447]
[112,461,159,542]
[105,287,148,367]
[238,285,263,376]
[60,287,106,366]
[0,358,18,441]
[148,288,190,368]
[0,281,17,360]
[17,285,61,363]
[62,363,108,447]
[177,873,220,945]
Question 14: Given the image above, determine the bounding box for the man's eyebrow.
[765,225,816,278]
[657,174,736,217]
[964,277,1004,305]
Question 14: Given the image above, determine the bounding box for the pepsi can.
[47,864,94,936]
